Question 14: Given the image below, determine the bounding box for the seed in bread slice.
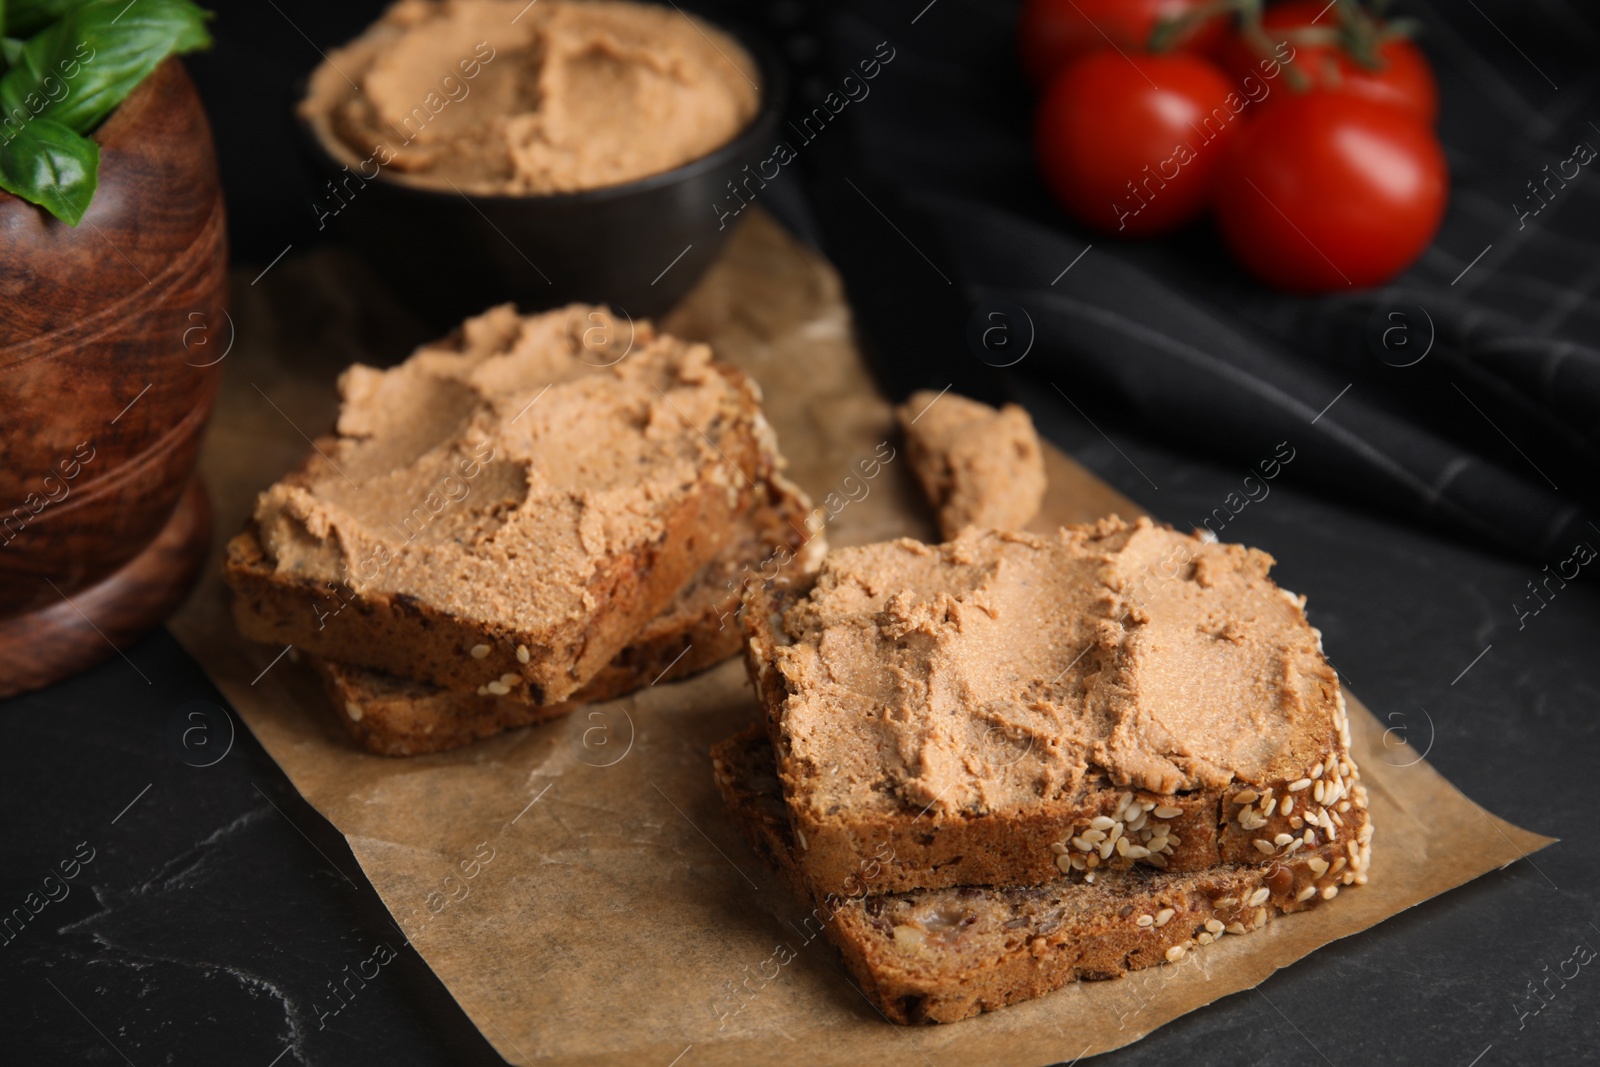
[712,726,1358,1025]
[740,516,1371,897]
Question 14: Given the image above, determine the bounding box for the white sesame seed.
[516,645,531,664]
[1289,778,1312,792]
[1147,836,1168,854]
[1227,922,1246,935]
[1081,829,1107,843]
[1253,839,1275,855]
[1145,852,1168,868]
[1262,798,1278,817]
[1310,762,1324,780]
[1254,906,1268,927]
[500,673,520,686]
[893,924,925,947]
[1107,822,1123,844]
[1331,857,1346,873]
[1056,854,1073,874]
[1290,816,1305,830]
[1248,888,1270,907]
[1296,886,1316,902]
[1284,839,1303,854]
[1086,852,1099,868]
[1125,845,1151,860]
[1303,828,1315,846]
[1281,797,1294,816]
[1166,833,1181,847]
[1141,801,1156,811]
[1166,945,1186,962]
[1154,805,1183,819]
[1197,932,1214,945]
[1235,790,1259,804]
[1322,885,1339,900]
[1155,908,1175,927]
[1071,855,1087,870]
[1091,815,1116,831]
[1115,836,1130,856]
[1127,812,1148,832]
[470,644,491,659]
[1274,833,1294,847]
[345,701,364,722]
[1217,897,1239,908]
[1308,857,1329,875]
[1137,914,1154,927]
[1205,918,1224,934]
[1098,840,1115,860]
[1119,791,1135,811]
[1314,780,1326,803]
[486,681,512,695]
[1072,837,1092,851]
[1051,841,1069,855]
[476,685,490,696]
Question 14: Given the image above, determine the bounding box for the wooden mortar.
[0,58,228,696]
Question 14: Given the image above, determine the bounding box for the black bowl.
[296,13,786,328]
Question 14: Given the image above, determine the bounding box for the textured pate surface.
[313,467,824,755]
[252,302,759,640]
[300,0,759,194]
[896,389,1047,539]
[772,517,1341,818]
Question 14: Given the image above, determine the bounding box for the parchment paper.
[170,211,1554,1066]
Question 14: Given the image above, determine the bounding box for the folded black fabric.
[779,0,1599,560]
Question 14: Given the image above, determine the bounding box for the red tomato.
[1215,0,1438,124]
[1213,93,1448,291]
[1035,51,1243,236]
[1018,0,1225,87]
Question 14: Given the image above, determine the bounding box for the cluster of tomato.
[1022,0,1447,292]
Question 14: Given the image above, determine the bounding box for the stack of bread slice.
[225,303,822,755]
[718,516,1371,1023]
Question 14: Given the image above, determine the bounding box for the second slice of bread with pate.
[712,726,1360,1025]
[225,303,782,704]
[742,516,1370,898]
[313,470,825,755]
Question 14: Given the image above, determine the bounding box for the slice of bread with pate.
[712,726,1359,1025]
[741,516,1371,898]
[225,303,787,704]
[313,470,824,755]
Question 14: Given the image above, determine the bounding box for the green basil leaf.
[2,38,24,67]
[1,0,211,135]
[7,0,97,39]
[0,116,98,224]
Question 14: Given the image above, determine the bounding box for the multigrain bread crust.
[224,304,779,704]
[712,727,1358,1025]
[311,471,825,756]
[740,517,1372,899]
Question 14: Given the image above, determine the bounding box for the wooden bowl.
[0,58,227,696]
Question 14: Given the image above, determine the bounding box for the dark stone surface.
[4,396,1595,1065]
[3,0,1595,1062]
